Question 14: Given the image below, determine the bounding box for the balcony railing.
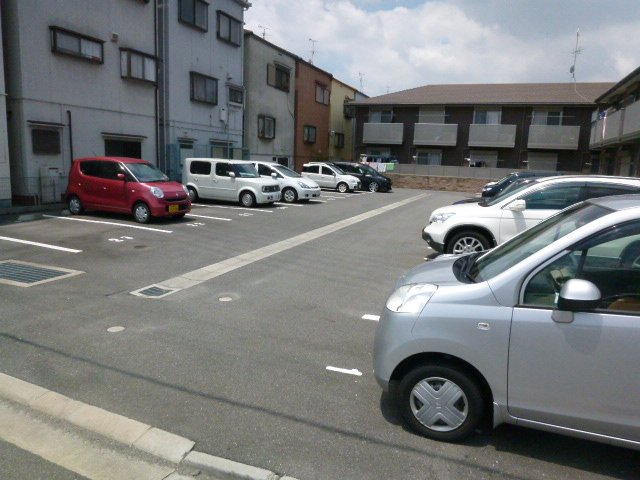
[413,123,458,146]
[527,125,580,150]
[363,122,404,145]
[468,124,516,148]
[590,98,640,148]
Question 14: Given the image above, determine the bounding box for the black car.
[332,162,392,192]
[453,177,541,205]
[481,171,551,197]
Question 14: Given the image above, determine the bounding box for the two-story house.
[590,66,640,177]
[352,82,613,172]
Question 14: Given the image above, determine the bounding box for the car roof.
[185,158,248,164]
[587,194,640,211]
[530,175,640,185]
[75,156,148,164]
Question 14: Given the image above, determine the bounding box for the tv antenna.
[358,72,365,91]
[309,38,318,64]
[258,25,270,39]
[569,28,583,81]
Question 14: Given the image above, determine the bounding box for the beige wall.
[329,79,356,161]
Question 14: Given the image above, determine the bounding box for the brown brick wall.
[387,173,487,193]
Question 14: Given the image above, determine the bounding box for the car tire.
[446,231,491,255]
[368,182,380,192]
[282,187,298,203]
[397,364,484,442]
[68,196,83,215]
[240,191,256,208]
[187,187,198,202]
[337,182,349,193]
[133,202,152,224]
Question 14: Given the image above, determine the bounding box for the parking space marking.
[273,202,304,207]
[362,314,380,321]
[191,204,273,213]
[326,366,363,376]
[0,236,82,253]
[133,193,428,297]
[185,214,232,221]
[42,215,173,233]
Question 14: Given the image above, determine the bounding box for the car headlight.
[182,185,189,195]
[386,284,438,313]
[429,212,455,224]
[297,181,312,189]
[150,186,164,199]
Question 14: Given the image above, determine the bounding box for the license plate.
[169,204,179,213]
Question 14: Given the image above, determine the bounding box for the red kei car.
[65,157,191,223]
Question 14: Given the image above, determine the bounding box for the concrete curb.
[0,372,298,480]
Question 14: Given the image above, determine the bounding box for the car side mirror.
[271,172,278,179]
[507,199,526,212]
[117,173,126,181]
[552,279,601,323]
[229,172,236,178]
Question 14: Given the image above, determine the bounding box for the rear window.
[190,161,212,175]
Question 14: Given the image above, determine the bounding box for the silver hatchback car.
[374,195,640,449]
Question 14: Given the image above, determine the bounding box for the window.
[267,64,290,92]
[217,11,241,46]
[368,108,393,123]
[190,72,218,104]
[215,162,232,177]
[32,129,61,155]
[334,133,344,148]
[229,87,243,104]
[303,125,316,144]
[316,83,330,105]
[104,139,142,158]
[343,103,355,118]
[520,185,582,210]
[50,27,103,63]
[415,150,442,165]
[418,108,445,123]
[190,161,212,175]
[179,0,208,31]
[302,165,318,174]
[120,49,156,83]
[532,110,562,126]
[258,115,275,139]
[474,109,501,125]
[522,221,640,312]
[257,164,274,177]
[321,166,334,175]
[80,161,124,180]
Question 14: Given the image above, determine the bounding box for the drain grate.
[0,260,84,287]
[131,284,180,299]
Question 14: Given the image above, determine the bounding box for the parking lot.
[1,187,639,480]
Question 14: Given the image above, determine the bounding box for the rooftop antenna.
[308,38,318,64]
[258,25,270,39]
[358,72,365,91]
[569,28,583,81]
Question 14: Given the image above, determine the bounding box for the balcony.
[527,125,580,150]
[468,124,516,148]
[363,123,404,145]
[602,109,623,145]
[590,118,604,147]
[413,123,458,146]
[622,100,640,141]
[590,98,640,148]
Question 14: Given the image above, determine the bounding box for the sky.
[244,0,640,97]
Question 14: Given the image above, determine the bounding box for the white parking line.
[42,215,173,233]
[185,214,232,221]
[273,202,304,207]
[191,204,273,213]
[134,194,429,296]
[326,366,363,376]
[362,314,380,321]
[0,236,82,253]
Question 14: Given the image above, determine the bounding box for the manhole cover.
[0,260,84,287]
[130,284,180,298]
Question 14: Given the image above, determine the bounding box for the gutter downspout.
[67,110,73,163]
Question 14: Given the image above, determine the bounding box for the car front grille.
[262,185,279,193]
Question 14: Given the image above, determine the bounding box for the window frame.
[190,72,218,105]
[179,0,209,32]
[120,48,157,84]
[303,125,317,144]
[32,128,61,155]
[334,132,345,148]
[228,86,243,105]
[267,63,291,93]
[216,10,242,46]
[50,26,104,64]
[315,83,330,105]
[258,115,276,140]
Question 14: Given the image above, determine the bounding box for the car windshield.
[467,202,609,282]
[125,162,169,182]
[232,163,259,178]
[274,165,301,178]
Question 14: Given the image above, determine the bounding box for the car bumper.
[299,187,321,199]
[152,200,191,217]
[373,307,417,391]
[256,191,281,204]
[422,228,445,252]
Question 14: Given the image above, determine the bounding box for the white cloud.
[245,1,640,96]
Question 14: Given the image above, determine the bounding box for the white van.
[183,158,280,207]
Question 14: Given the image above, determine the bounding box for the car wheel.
[240,191,256,208]
[133,202,152,224]
[187,187,198,202]
[397,364,484,442]
[68,196,83,215]
[368,182,380,192]
[446,231,491,255]
[337,182,349,193]
[282,187,297,203]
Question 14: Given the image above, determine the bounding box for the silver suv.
[374,195,640,449]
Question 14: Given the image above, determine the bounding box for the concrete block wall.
[387,174,488,193]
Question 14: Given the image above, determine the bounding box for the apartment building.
[328,78,360,162]
[0,3,9,208]
[243,31,296,168]
[352,82,613,171]
[590,66,640,177]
